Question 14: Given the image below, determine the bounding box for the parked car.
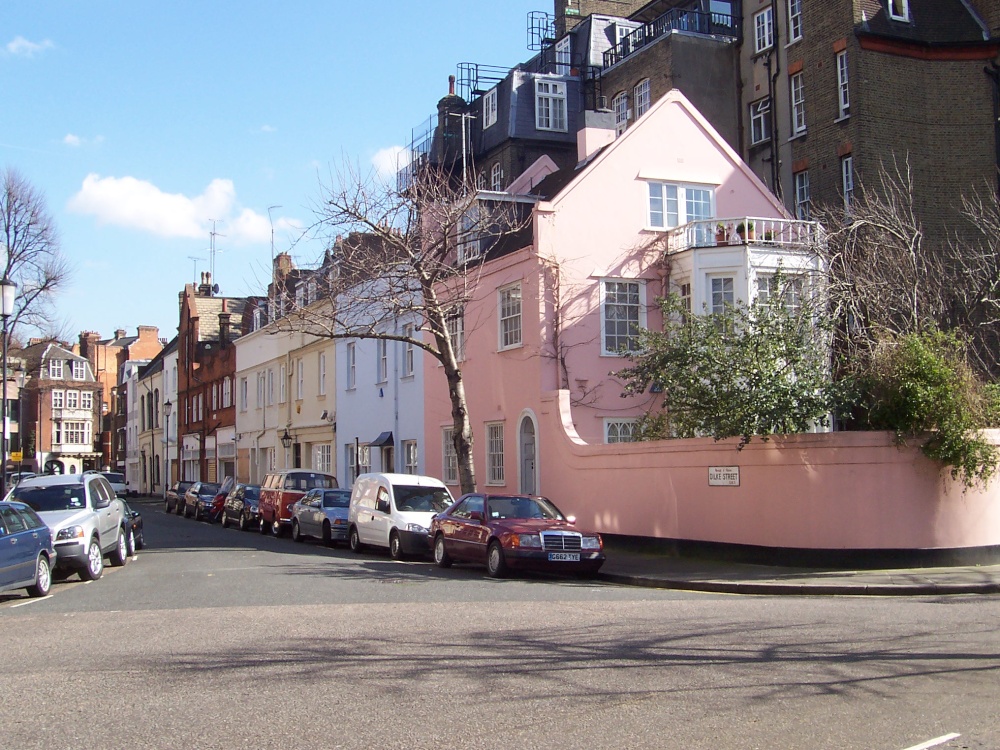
[183,482,222,521]
[165,481,194,515]
[291,488,352,545]
[101,471,128,497]
[0,499,56,597]
[5,471,37,489]
[258,470,338,537]
[430,493,605,578]
[219,484,261,531]
[120,498,144,553]
[9,473,130,581]
[348,473,453,559]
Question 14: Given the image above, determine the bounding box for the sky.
[2,0,546,343]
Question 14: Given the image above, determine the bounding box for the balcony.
[664,217,823,255]
[604,9,738,68]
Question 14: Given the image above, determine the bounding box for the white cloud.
[6,36,55,57]
[68,174,296,245]
[371,146,409,180]
[259,124,277,134]
[63,134,104,148]
[64,134,81,147]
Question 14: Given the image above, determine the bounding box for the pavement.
[599,545,1000,596]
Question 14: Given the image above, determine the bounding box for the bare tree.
[0,168,70,338]
[271,161,529,494]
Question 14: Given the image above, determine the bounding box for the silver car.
[291,488,352,546]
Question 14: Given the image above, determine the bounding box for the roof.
[191,296,250,342]
[858,0,991,45]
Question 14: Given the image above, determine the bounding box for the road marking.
[902,733,961,750]
[10,595,53,608]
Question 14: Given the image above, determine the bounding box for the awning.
[370,431,394,447]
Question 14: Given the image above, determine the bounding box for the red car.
[430,493,605,578]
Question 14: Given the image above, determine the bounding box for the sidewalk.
[600,547,1000,596]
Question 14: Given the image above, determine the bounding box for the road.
[2,498,999,750]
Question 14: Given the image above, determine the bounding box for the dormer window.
[535,78,567,132]
[888,0,909,22]
[72,360,86,379]
[49,359,63,379]
[555,36,571,75]
[483,88,498,129]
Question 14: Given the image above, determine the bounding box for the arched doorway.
[518,413,537,495]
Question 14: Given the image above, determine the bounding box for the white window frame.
[555,36,571,75]
[490,162,503,192]
[442,428,458,484]
[279,363,287,403]
[51,389,64,409]
[836,50,850,118]
[749,97,771,145]
[358,444,371,475]
[754,7,774,53]
[296,358,304,400]
[790,72,807,134]
[314,444,332,473]
[709,275,735,315]
[498,283,523,351]
[267,368,274,406]
[447,310,465,362]
[240,377,248,412]
[756,273,805,314]
[601,279,646,356]
[483,88,498,129]
[81,391,94,410]
[457,203,481,263]
[633,79,650,119]
[376,339,388,383]
[345,444,357,484]
[402,440,418,474]
[535,78,567,132]
[318,352,327,396]
[402,325,414,377]
[612,91,629,136]
[49,360,63,379]
[842,155,854,212]
[486,422,505,485]
[605,418,639,444]
[256,373,264,408]
[787,0,802,42]
[647,182,716,230]
[346,342,356,390]
[888,0,909,22]
[794,170,811,219]
[66,390,79,409]
[72,360,86,380]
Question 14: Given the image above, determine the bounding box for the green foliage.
[850,328,998,487]
[617,272,848,447]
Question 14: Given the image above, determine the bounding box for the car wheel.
[239,511,250,532]
[176,500,185,516]
[165,499,172,513]
[135,529,145,551]
[182,502,191,518]
[389,530,404,560]
[486,540,508,579]
[109,529,129,567]
[80,537,104,581]
[125,527,136,557]
[322,521,332,546]
[272,520,284,537]
[193,505,202,522]
[220,511,229,529]
[434,534,453,568]
[259,516,270,535]
[27,554,52,597]
[349,526,363,553]
[291,520,303,543]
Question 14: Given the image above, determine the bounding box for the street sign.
[10,451,22,462]
[708,466,739,486]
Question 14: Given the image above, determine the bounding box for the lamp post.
[280,429,292,468]
[163,400,173,491]
[0,278,16,499]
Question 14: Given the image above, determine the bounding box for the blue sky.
[3,0,545,342]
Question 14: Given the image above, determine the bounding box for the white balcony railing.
[664,217,823,255]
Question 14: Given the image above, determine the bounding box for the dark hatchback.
[165,481,194,515]
[0,500,56,597]
[184,482,222,521]
[219,484,262,531]
[120,499,144,554]
[430,494,605,578]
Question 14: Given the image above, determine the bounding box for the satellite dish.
[212,283,220,294]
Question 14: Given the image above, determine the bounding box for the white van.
[348,473,454,559]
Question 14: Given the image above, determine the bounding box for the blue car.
[0,500,56,598]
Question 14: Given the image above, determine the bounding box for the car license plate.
[548,552,580,562]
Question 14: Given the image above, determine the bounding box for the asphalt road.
[2,499,999,750]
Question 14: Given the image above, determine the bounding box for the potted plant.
[715,222,727,245]
[736,220,756,242]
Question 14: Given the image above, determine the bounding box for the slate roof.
[858,0,991,45]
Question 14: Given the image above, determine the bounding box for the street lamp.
[163,400,172,490]
[280,429,292,449]
[0,278,16,499]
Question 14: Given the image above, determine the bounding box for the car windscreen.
[393,486,453,513]
[12,485,87,512]
[487,496,564,521]
[242,486,260,501]
[283,473,337,491]
[102,472,126,484]
[200,484,221,495]
[322,490,351,508]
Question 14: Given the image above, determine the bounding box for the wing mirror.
[469,511,484,522]
[566,515,577,525]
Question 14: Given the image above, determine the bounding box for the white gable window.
[633,79,651,119]
[555,36,571,75]
[72,360,86,379]
[49,359,63,379]
[483,88,498,129]
[888,0,909,22]
[754,7,774,53]
[613,91,629,136]
[601,280,646,356]
[647,182,715,229]
[535,78,567,132]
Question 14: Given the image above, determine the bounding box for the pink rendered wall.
[537,390,1000,550]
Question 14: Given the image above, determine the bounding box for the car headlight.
[581,536,602,550]
[405,523,428,534]
[512,533,541,548]
[333,518,346,525]
[56,526,85,541]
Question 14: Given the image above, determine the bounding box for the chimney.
[577,109,616,164]
[115,329,126,340]
[198,271,214,297]
[219,311,231,348]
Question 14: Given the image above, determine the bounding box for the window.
[267,368,274,406]
[346,343,356,389]
[633,79,650,119]
[457,203,481,263]
[602,280,644,355]
[442,428,458,484]
[240,377,248,411]
[314,444,332,473]
[836,50,850,118]
[61,421,91,446]
[402,325,414,377]
[754,7,774,53]
[499,283,522,350]
[402,440,418,474]
[307,280,317,305]
[757,274,804,314]
[376,339,388,383]
[842,155,854,212]
[555,36,571,75]
[358,444,371,474]
[790,72,806,134]
[749,97,771,145]
[318,353,327,396]
[345,444,357,483]
[787,0,802,42]
[613,91,628,135]
[490,162,503,192]
[295,284,304,309]
[256,373,264,408]
[486,422,504,485]
[679,281,692,317]
[66,390,79,409]
[82,391,93,410]
[296,359,304,399]
[49,360,63,379]
[72,360,86,380]
[212,382,218,412]
[794,170,811,219]
[535,78,567,132]
[888,0,909,22]
[647,182,715,229]
[447,310,465,361]
[606,419,638,444]
[279,364,286,403]
[710,276,735,314]
[483,88,498,129]
[51,390,64,409]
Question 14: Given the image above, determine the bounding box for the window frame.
[836,50,850,119]
[483,88,498,129]
[612,91,629,136]
[646,182,716,230]
[790,71,807,135]
[346,342,356,390]
[753,7,774,54]
[709,275,735,315]
[318,352,327,396]
[490,162,503,192]
[554,36,571,76]
[49,360,63,379]
[402,324,414,378]
[787,0,803,42]
[447,310,465,362]
[749,97,771,145]
[442,428,458,485]
[535,77,568,132]
[72,360,86,380]
[888,0,909,22]
[376,339,388,383]
[841,155,854,212]
[794,170,811,220]
[633,79,651,119]
[605,418,639,444]
[296,358,304,400]
[498,282,523,351]
[51,389,64,409]
[402,440,418,474]
[485,422,505,486]
[279,363,287,403]
[600,279,646,357]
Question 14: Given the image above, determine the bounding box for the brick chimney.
[577,109,616,165]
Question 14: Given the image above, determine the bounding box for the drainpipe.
[764,45,782,200]
[985,62,1000,201]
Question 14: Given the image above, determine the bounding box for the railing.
[664,217,823,255]
[604,10,738,68]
